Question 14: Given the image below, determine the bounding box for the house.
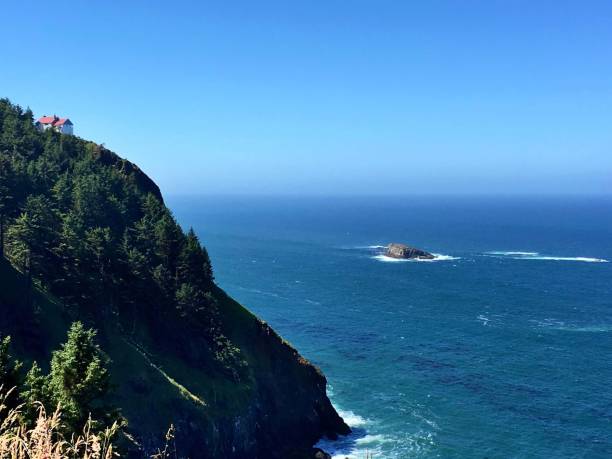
[36,115,74,135]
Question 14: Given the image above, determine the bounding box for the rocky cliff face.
[116,287,350,458]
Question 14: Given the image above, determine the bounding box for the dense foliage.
[0,99,244,378]
[0,323,118,435]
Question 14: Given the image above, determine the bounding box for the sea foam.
[519,256,608,263]
[487,251,540,256]
[315,407,373,459]
[335,409,369,427]
[373,253,460,263]
[486,251,608,263]
[537,319,612,333]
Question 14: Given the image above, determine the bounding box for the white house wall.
[60,124,73,135]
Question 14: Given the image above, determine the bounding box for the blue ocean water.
[169,196,612,458]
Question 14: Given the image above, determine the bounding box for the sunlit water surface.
[169,196,612,458]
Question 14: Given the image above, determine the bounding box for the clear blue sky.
[1,1,611,195]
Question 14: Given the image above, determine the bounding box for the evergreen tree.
[84,227,116,310]
[177,228,213,287]
[46,322,115,432]
[51,172,72,213]
[0,158,12,257]
[6,195,58,284]
[54,210,87,303]
[0,336,21,393]
[154,212,182,278]
[20,361,49,424]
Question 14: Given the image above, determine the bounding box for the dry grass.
[0,389,118,459]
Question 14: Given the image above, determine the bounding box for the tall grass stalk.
[0,390,118,459]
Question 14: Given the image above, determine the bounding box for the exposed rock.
[386,243,434,260]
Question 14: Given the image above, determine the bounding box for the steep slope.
[0,99,349,458]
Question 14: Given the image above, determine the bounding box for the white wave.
[372,255,408,263]
[317,403,436,458]
[317,434,390,459]
[487,251,539,256]
[517,256,608,263]
[486,251,608,263]
[430,254,461,261]
[373,253,460,263]
[537,320,612,333]
[568,325,612,332]
[304,299,321,305]
[477,314,490,326]
[315,407,375,459]
[336,409,369,427]
[355,434,394,445]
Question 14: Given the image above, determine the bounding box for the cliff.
[0,98,349,457]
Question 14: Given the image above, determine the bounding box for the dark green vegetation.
[1,322,119,435]
[0,99,349,458]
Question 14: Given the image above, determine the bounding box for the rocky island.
[386,243,435,260]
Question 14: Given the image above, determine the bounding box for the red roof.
[38,115,57,124]
[37,115,72,126]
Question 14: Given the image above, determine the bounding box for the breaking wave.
[373,253,460,263]
[486,251,608,263]
[336,409,369,427]
[487,251,539,256]
[535,319,612,333]
[524,256,608,263]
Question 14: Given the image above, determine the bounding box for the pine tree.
[47,322,114,432]
[177,228,213,287]
[21,361,49,424]
[84,227,116,310]
[0,336,22,408]
[154,212,182,276]
[54,210,86,303]
[6,195,58,284]
[0,156,14,257]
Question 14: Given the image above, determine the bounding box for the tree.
[0,336,22,408]
[51,172,72,213]
[54,210,86,304]
[175,283,206,317]
[20,361,49,424]
[6,195,58,286]
[154,212,182,278]
[177,228,213,287]
[46,322,115,432]
[84,227,116,313]
[0,157,14,257]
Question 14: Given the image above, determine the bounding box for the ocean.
[169,195,612,459]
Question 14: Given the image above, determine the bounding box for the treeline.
[0,99,244,377]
